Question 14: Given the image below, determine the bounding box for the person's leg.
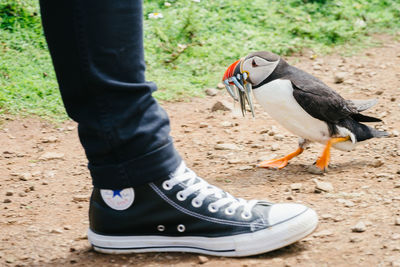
[39,0,318,257]
[39,0,181,189]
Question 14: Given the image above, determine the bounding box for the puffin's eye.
[252,59,258,67]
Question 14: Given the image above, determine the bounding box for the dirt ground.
[1,35,400,266]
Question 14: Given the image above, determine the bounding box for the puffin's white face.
[221,51,281,117]
[241,56,280,86]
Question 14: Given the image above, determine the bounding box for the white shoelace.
[162,163,258,219]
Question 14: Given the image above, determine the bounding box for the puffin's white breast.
[253,79,331,143]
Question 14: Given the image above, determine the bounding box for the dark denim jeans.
[39,0,181,189]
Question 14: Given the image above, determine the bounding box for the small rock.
[199,122,209,128]
[2,150,15,158]
[238,165,253,171]
[211,100,232,112]
[313,179,334,192]
[205,88,218,96]
[220,121,233,127]
[72,195,89,202]
[19,172,32,181]
[228,158,247,164]
[50,228,63,234]
[343,79,355,85]
[44,170,57,178]
[251,143,263,148]
[320,214,333,220]
[334,72,346,83]
[370,159,384,168]
[313,230,333,238]
[349,236,362,243]
[268,126,278,136]
[337,198,356,207]
[333,216,344,222]
[3,199,11,203]
[31,170,42,177]
[391,130,399,137]
[41,136,58,143]
[344,200,355,207]
[312,64,322,71]
[290,183,302,191]
[351,221,366,232]
[354,69,364,75]
[5,191,13,196]
[216,82,225,89]
[39,152,65,161]
[75,233,87,241]
[273,134,284,141]
[27,226,39,233]
[67,126,76,131]
[214,143,240,151]
[270,143,280,151]
[306,165,324,175]
[198,255,209,264]
[391,233,400,240]
[395,217,400,226]
[5,257,15,263]
[376,173,394,179]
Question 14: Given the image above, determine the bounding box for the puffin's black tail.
[348,99,383,122]
[351,113,382,122]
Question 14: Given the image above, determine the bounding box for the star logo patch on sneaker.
[100,188,135,210]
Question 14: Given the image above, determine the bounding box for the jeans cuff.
[88,141,182,189]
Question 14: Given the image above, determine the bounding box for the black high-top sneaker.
[88,162,318,257]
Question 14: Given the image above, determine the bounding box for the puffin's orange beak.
[221,58,255,118]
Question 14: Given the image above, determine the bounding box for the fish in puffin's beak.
[222,59,255,118]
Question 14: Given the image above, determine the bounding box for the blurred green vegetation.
[1,0,399,120]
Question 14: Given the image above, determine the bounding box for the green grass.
[1,0,399,120]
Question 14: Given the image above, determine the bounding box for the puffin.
[221,51,388,171]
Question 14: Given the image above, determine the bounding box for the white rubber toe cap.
[268,203,309,225]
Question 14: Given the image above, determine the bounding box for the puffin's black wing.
[288,66,356,124]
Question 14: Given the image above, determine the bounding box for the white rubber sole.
[88,208,318,257]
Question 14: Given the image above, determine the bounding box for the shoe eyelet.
[162,181,172,190]
[157,225,165,232]
[177,224,185,232]
[176,191,187,201]
[208,204,218,213]
[225,208,235,215]
[241,212,252,219]
[191,198,202,208]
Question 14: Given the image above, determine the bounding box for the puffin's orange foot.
[257,158,289,169]
[315,156,329,171]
